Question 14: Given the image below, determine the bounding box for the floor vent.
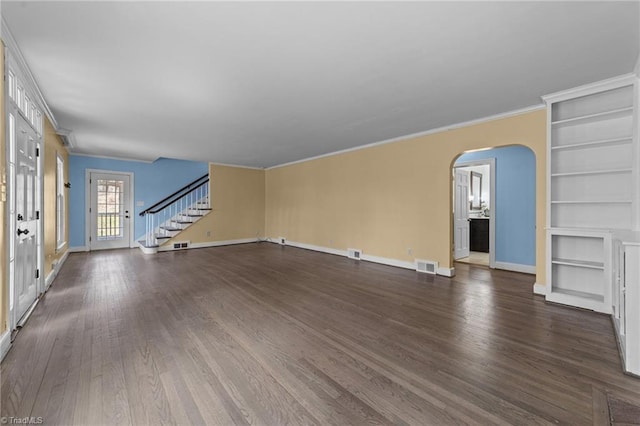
[416,259,437,274]
[347,248,362,260]
[173,241,189,250]
[279,237,286,245]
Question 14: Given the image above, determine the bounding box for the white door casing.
[88,171,133,250]
[454,168,470,260]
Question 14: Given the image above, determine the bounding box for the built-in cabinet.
[544,74,640,375]
[613,236,640,376]
[470,218,489,252]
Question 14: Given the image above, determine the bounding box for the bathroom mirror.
[470,171,482,210]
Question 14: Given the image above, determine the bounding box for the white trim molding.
[45,250,69,290]
[360,253,415,270]
[154,238,260,253]
[278,239,347,257]
[271,238,456,277]
[267,104,545,170]
[542,73,636,104]
[1,17,58,129]
[436,267,456,277]
[0,330,11,362]
[494,261,536,275]
[70,151,155,163]
[68,246,89,253]
[209,162,264,171]
[533,283,546,296]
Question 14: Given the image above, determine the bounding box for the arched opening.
[450,144,536,274]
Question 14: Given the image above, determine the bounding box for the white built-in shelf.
[551,200,632,205]
[551,168,632,177]
[551,258,605,270]
[551,136,633,151]
[551,107,633,126]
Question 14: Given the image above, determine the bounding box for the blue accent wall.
[69,156,209,247]
[455,145,536,267]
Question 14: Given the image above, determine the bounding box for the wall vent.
[347,248,362,260]
[279,236,286,245]
[172,241,190,250]
[416,259,438,274]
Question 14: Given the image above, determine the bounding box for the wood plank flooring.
[2,243,640,425]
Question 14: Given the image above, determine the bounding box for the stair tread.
[174,221,193,224]
[155,235,172,239]
[187,214,204,217]
[195,207,212,210]
[160,226,181,231]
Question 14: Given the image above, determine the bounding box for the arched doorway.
[451,145,536,274]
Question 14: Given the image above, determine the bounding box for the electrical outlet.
[206,231,212,237]
[407,247,413,256]
[329,239,333,246]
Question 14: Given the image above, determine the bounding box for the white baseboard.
[138,243,158,254]
[0,329,11,362]
[436,267,456,277]
[68,246,88,253]
[533,282,546,296]
[494,261,536,275]
[283,239,348,257]
[45,250,69,290]
[360,253,415,270]
[270,238,455,277]
[158,238,259,252]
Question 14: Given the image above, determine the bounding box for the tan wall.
[266,109,548,285]
[1,42,6,333]
[43,118,69,278]
[171,164,265,244]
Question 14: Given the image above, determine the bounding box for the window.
[56,154,66,250]
[8,70,15,101]
[36,110,43,135]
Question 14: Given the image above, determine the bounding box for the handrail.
[139,174,209,216]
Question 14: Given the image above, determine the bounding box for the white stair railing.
[139,174,210,248]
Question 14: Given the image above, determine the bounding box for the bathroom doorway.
[453,159,495,267]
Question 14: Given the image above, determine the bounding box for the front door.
[454,168,470,260]
[14,114,40,322]
[89,172,132,250]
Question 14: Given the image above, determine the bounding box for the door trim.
[85,169,135,250]
[454,158,496,269]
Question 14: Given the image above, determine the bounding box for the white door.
[89,172,132,250]
[14,115,40,321]
[454,168,470,260]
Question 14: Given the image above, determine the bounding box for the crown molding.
[69,152,155,164]
[209,162,265,171]
[267,103,545,170]
[1,16,59,130]
[542,73,636,104]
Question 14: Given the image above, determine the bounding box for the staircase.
[138,174,211,254]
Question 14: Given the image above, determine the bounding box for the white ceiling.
[2,1,639,168]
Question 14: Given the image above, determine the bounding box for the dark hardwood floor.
[2,243,640,425]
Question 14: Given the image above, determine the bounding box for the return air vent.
[279,236,286,245]
[172,241,189,250]
[416,259,438,274]
[347,248,362,260]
